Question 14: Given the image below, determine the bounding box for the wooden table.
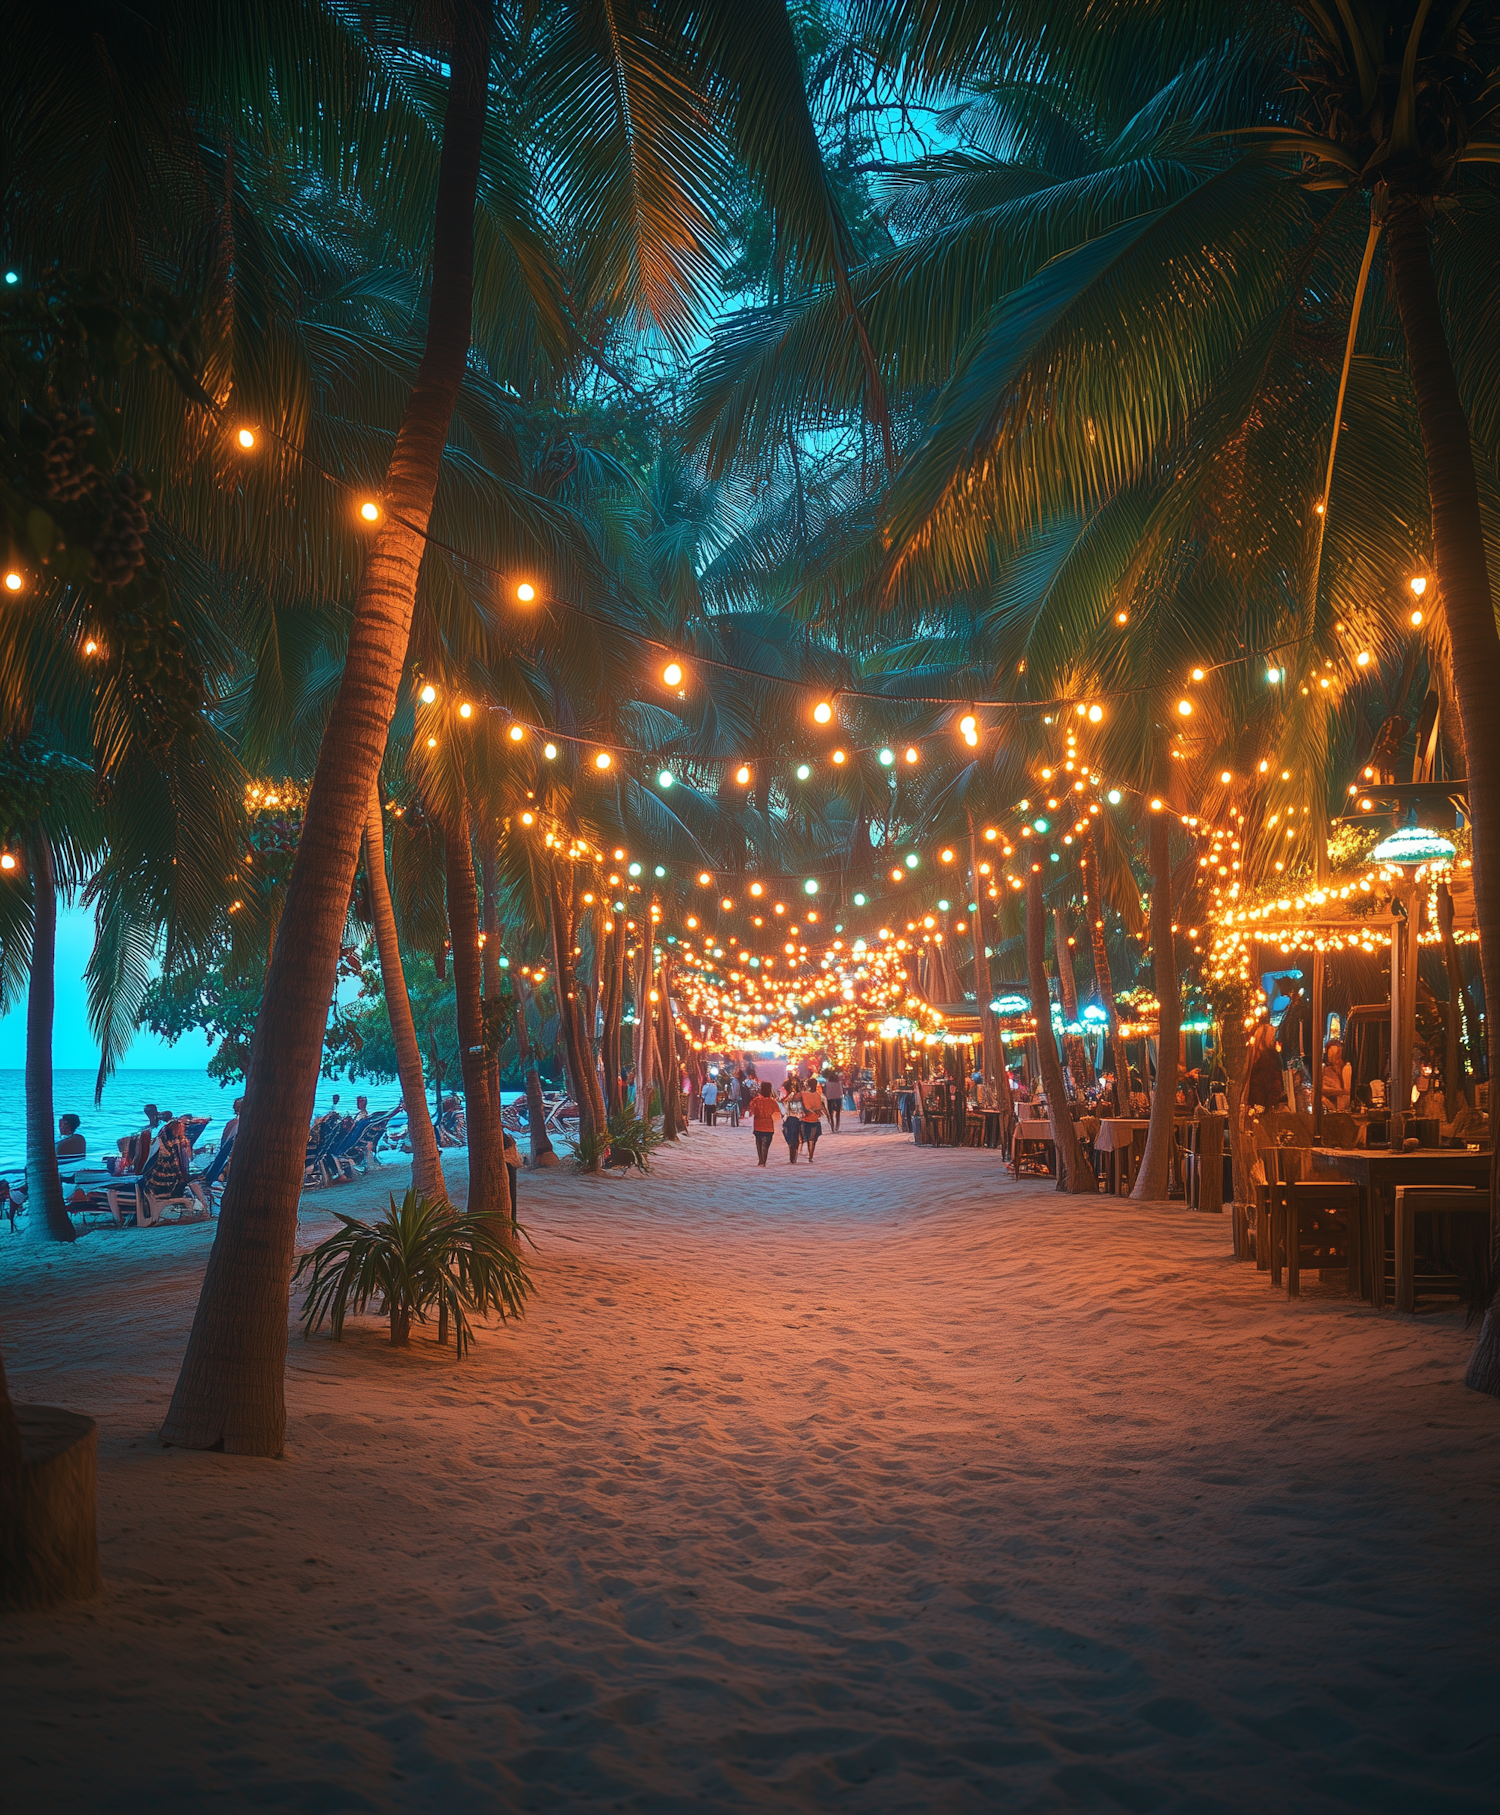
[1317,1148,1491,1308]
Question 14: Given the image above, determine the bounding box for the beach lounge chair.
[325,1116,372,1181]
[302,1119,345,1187]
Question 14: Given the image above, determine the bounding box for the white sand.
[2,1122,1497,1810]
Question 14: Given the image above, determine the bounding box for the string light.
[516,582,536,602]
[544,743,557,760]
[662,662,683,687]
[735,765,751,785]
[358,500,380,522]
[595,751,611,770]
[508,724,524,741]
[419,684,437,703]
[459,702,472,719]
[3,571,22,593]
[813,700,833,724]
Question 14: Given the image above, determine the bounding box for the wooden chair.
[1391,1188,1490,1313]
[1273,1180,1357,1297]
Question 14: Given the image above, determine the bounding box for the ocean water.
[0,1069,406,1169]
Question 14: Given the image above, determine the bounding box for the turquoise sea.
[0,1069,406,1169]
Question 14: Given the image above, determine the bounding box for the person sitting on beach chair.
[136,1119,210,1217]
[56,1114,87,1158]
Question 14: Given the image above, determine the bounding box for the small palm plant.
[567,1110,662,1174]
[294,1189,532,1358]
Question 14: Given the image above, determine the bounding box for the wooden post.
[1311,946,1325,1143]
[1196,1110,1225,1216]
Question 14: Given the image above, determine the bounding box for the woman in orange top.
[747,1082,782,1167]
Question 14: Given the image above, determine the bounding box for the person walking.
[821,1069,842,1132]
[748,1081,781,1166]
[701,1073,719,1126]
[780,1079,803,1163]
[798,1078,827,1161]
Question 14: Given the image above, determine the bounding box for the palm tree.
[364,786,445,1198]
[1026,867,1093,1193]
[162,0,496,1452]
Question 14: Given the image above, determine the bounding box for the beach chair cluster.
[302,1110,397,1187]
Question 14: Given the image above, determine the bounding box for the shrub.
[566,1109,662,1174]
[293,1188,532,1358]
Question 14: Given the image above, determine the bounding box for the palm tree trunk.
[1383,195,1500,1395]
[632,933,656,1115]
[1026,869,1093,1194]
[1220,1014,1254,1215]
[657,957,682,1140]
[603,908,626,1118]
[511,972,555,1164]
[967,821,1012,1137]
[1083,833,1132,1115]
[364,788,442,1198]
[443,816,508,1232]
[549,871,600,1164]
[1053,906,1094,1088]
[160,2,489,1453]
[24,827,73,1243]
[1436,881,1473,1116]
[1132,812,1182,1202]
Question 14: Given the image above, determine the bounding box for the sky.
[0,906,213,1070]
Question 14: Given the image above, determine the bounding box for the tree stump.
[0,1406,101,1610]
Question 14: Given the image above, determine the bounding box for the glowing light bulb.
[1266,667,1281,684]
[813,700,833,724]
[905,747,919,764]
[516,582,536,602]
[359,500,380,522]
[698,871,712,885]
[458,702,472,719]
[1220,770,1232,783]
[1410,608,1424,627]
[420,683,436,703]
[1107,789,1122,805]
[520,811,534,825]
[543,742,557,760]
[832,749,846,765]
[1356,651,1370,666]
[0,853,14,871]
[1177,698,1193,717]
[658,770,674,788]
[750,882,763,897]
[940,848,954,863]
[878,748,895,766]
[1409,575,1428,597]
[236,427,256,450]
[662,661,683,687]
[3,571,23,592]
[905,854,919,869]
[736,765,751,785]
[984,827,997,841]
[721,897,733,911]
[1149,798,1163,811]
[959,714,976,736]
[1088,704,1103,722]
[426,735,437,748]
[803,878,818,895]
[1115,610,1128,625]
[1191,667,1204,681]
[83,639,98,655]
[595,751,611,770]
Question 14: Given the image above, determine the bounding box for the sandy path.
[2,1123,1497,1811]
